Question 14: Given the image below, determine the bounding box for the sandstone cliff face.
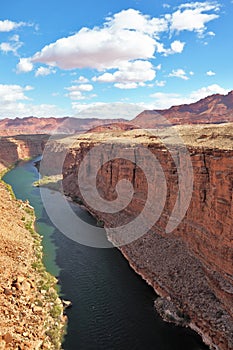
[59,126,233,350]
[0,135,48,172]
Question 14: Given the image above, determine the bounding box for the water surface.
[3,158,209,350]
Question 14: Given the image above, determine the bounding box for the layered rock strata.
[56,124,233,350]
[0,134,48,172]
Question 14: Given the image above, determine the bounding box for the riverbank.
[0,178,66,349]
[59,124,233,350]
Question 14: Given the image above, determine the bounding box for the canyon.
[0,134,48,173]
[0,91,232,350]
[51,123,232,350]
[1,90,233,137]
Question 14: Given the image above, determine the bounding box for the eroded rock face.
[0,135,48,171]
[132,90,233,127]
[61,132,233,350]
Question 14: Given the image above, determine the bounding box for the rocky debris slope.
[0,181,66,349]
[49,123,233,350]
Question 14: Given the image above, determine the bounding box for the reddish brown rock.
[0,116,126,136]
[132,90,233,127]
[60,126,233,350]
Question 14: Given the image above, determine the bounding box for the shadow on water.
[3,158,209,350]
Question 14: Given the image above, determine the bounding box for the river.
[3,158,209,350]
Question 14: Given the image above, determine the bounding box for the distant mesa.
[132,90,233,128]
[0,90,232,136]
[0,116,126,136]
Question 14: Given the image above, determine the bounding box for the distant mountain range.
[0,116,126,136]
[0,90,232,135]
[132,90,233,128]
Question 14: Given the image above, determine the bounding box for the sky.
[0,0,232,119]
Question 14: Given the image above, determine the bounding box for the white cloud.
[35,66,56,77]
[0,102,66,118]
[0,84,31,102]
[17,58,33,73]
[150,84,229,109]
[66,84,93,92]
[73,76,89,83]
[189,84,227,100]
[30,11,157,71]
[206,70,215,76]
[168,68,189,80]
[114,83,138,89]
[0,84,67,118]
[157,40,185,55]
[106,8,168,34]
[0,34,23,55]
[93,60,155,87]
[19,6,217,72]
[0,20,26,32]
[169,2,220,35]
[15,5,220,94]
[66,91,86,100]
[76,84,93,92]
[65,84,94,100]
[155,80,166,87]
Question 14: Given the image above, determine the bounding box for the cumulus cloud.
[0,83,68,118]
[0,84,32,102]
[17,58,33,73]
[0,20,26,32]
[114,83,138,89]
[189,84,227,100]
[35,66,56,77]
[156,40,185,55]
[169,2,220,35]
[15,4,220,90]
[93,60,155,88]
[73,76,89,83]
[0,102,66,118]
[65,84,94,100]
[18,5,217,72]
[168,68,189,80]
[206,70,215,76]
[30,15,156,71]
[150,84,229,109]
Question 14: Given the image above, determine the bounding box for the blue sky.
[0,0,232,119]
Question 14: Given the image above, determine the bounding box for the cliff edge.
[55,123,233,350]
